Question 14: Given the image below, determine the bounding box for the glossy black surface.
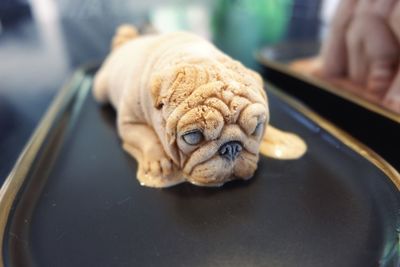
[3,69,399,267]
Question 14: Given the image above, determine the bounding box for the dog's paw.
[137,153,183,188]
[142,156,174,177]
[138,158,183,188]
[123,140,183,187]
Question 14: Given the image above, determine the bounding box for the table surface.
[0,0,323,184]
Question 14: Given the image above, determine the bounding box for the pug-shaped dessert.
[94,25,306,188]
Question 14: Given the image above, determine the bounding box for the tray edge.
[267,84,400,189]
[0,66,89,267]
[256,52,400,124]
[0,63,399,267]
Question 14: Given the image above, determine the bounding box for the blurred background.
[0,0,340,184]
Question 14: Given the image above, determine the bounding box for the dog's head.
[150,60,268,186]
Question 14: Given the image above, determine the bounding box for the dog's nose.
[218,141,242,161]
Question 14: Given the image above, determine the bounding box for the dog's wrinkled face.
[152,61,268,186]
[176,102,267,186]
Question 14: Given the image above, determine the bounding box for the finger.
[321,31,348,77]
[331,0,359,29]
[354,0,375,15]
[389,1,400,44]
[367,61,396,94]
[321,0,358,77]
[373,0,397,17]
[346,19,369,85]
[364,16,399,94]
[383,71,400,113]
[353,0,396,16]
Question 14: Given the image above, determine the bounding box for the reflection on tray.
[290,57,400,115]
[258,44,400,123]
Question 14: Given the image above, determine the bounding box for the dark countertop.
[0,0,323,184]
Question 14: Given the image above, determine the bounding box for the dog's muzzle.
[218,141,242,161]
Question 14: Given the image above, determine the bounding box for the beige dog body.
[94,26,305,188]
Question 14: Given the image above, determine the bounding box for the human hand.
[321,0,400,113]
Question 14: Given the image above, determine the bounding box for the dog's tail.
[111,24,139,50]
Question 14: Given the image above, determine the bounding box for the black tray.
[257,42,400,170]
[1,65,399,267]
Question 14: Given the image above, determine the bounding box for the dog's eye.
[252,122,263,136]
[182,130,204,145]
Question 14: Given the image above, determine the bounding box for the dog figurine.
[94,25,305,188]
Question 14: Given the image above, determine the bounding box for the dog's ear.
[149,68,183,110]
[166,64,204,105]
[219,57,267,102]
[247,69,267,101]
[150,64,208,111]
[150,73,164,109]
